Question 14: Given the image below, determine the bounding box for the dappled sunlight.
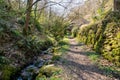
[0,0,120,80]
[55,38,120,79]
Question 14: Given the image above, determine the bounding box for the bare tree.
[24,0,33,35]
[113,0,120,11]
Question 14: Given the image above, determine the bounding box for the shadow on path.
[58,57,120,79]
[62,47,93,56]
[57,38,120,79]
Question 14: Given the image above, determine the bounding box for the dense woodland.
[0,0,120,80]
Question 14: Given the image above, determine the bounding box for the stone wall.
[77,11,120,66]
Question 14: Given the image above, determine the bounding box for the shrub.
[16,36,53,55]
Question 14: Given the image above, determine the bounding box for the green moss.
[117,32,120,39]
[36,65,62,80]
[39,65,61,77]
[52,55,61,61]
[36,73,47,80]
[1,65,17,80]
[94,42,100,52]
[77,11,120,66]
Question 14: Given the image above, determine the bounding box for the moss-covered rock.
[39,65,61,77]
[1,65,17,80]
[36,65,62,80]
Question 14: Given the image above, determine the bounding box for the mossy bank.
[77,11,120,66]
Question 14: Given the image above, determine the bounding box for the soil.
[55,38,119,80]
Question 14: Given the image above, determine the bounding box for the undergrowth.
[52,38,69,61]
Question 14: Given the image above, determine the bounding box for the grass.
[57,38,70,54]
[59,45,69,53]
[99,65,120,78]
[89,54,99,62]
[86,51,120,78]
[86,52,100,62]
[52,38,70,61]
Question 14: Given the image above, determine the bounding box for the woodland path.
[56,38,118,80]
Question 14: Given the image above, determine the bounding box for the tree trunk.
[113,0,116,11]
[24,0,33,35]
[113,0,120,11]
[18,0,21,9]
[7,0,12,10]
[33,2,38,31]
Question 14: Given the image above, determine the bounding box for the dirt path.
[56,38,118,80]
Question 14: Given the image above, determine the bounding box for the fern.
[0,56,10,65]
